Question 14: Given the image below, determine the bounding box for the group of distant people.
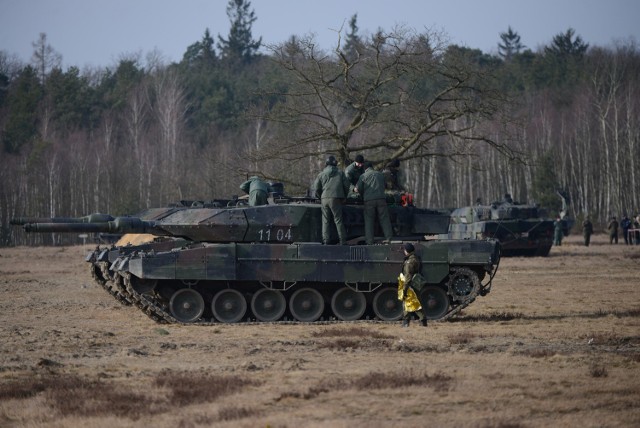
[239,154,407,246]
[313,154,394,245]
[605,214,640,245]
[580,214,640,246]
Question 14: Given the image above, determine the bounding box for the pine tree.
[542,28,589,89]
[342,14,363,62]
[217,0,262,64]
[183,28,217,67]
[498,26,525,61]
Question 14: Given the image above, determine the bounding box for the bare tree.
[124,82,150,206]
[149,68,188,200]
[251,27,515,179]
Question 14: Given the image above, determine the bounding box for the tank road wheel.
[420,286,449,320]
[331,288,366,321]
[212,289,247,323]
[289,288,324,322]
[447,267,480,303]
[372,287,403,321]
[169,288,205,323]
[251,289,286,322]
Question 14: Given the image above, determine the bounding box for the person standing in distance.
[582,217,593,247]
[553,216,564,246]
[620,215,632,245]
[313,155,350,245]
[355,162,393,245]
[607,216,619,244]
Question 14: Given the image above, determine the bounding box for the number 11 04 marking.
[257,228,293,241]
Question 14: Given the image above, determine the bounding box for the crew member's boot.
[401,315,410,328]
[420,318,428,327]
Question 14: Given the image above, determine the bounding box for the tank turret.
[15,203,450,244]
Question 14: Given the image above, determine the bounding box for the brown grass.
[1,235,639,427]
[517,348,557,358]
[310,326,394,339]
[0,371,262,420]
[0,374,159,419]
[154,370,262,406]
[447,331,477,344]
[589,364,609,378]
[347,370,453,392]
[217,405,263,421]
[275,370,453,402]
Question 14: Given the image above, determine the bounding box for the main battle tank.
[12,191,500,324]
[446,194,572,257]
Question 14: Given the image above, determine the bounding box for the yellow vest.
[397,273,422,312]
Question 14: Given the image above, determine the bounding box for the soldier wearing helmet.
[313,155,350,245]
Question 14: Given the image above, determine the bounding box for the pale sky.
[1,0,638,69]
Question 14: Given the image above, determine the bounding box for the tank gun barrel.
[21,217,168,236]
[10,213,114,226]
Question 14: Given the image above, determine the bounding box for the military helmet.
[326,155,337,166]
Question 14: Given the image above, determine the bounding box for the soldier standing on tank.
[553,216,564,246]
[582,217,593,247]
[383,159,405,191]
[607,216,619,244]
[398,243,427,327]
[313,155,350,245]
[355,162,393,245]
[344,154,365,199]
[239,176,270,206]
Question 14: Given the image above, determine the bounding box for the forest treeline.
[1,1,639,245]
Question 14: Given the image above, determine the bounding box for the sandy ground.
[0,234,639,427]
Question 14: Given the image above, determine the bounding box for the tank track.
[90,262,132,306]
[122,272,175,324]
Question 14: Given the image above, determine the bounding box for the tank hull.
[107,239,499,324]
[448,219,554,257]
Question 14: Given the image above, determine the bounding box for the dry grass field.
[0,234,638,427]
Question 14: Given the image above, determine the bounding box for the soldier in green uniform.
[344,154,365,199]
[398,243,427,327]
[383,159,405,191]
[355,162,393,245]
[607,216,619,244]
[239,176,270,206]
[313,155,350,245]
[553,216,564,246]
[582,217,593,247]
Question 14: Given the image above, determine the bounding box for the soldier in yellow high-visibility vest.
[397,243,427,327]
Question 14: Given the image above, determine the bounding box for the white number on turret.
[257,228,293,242]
